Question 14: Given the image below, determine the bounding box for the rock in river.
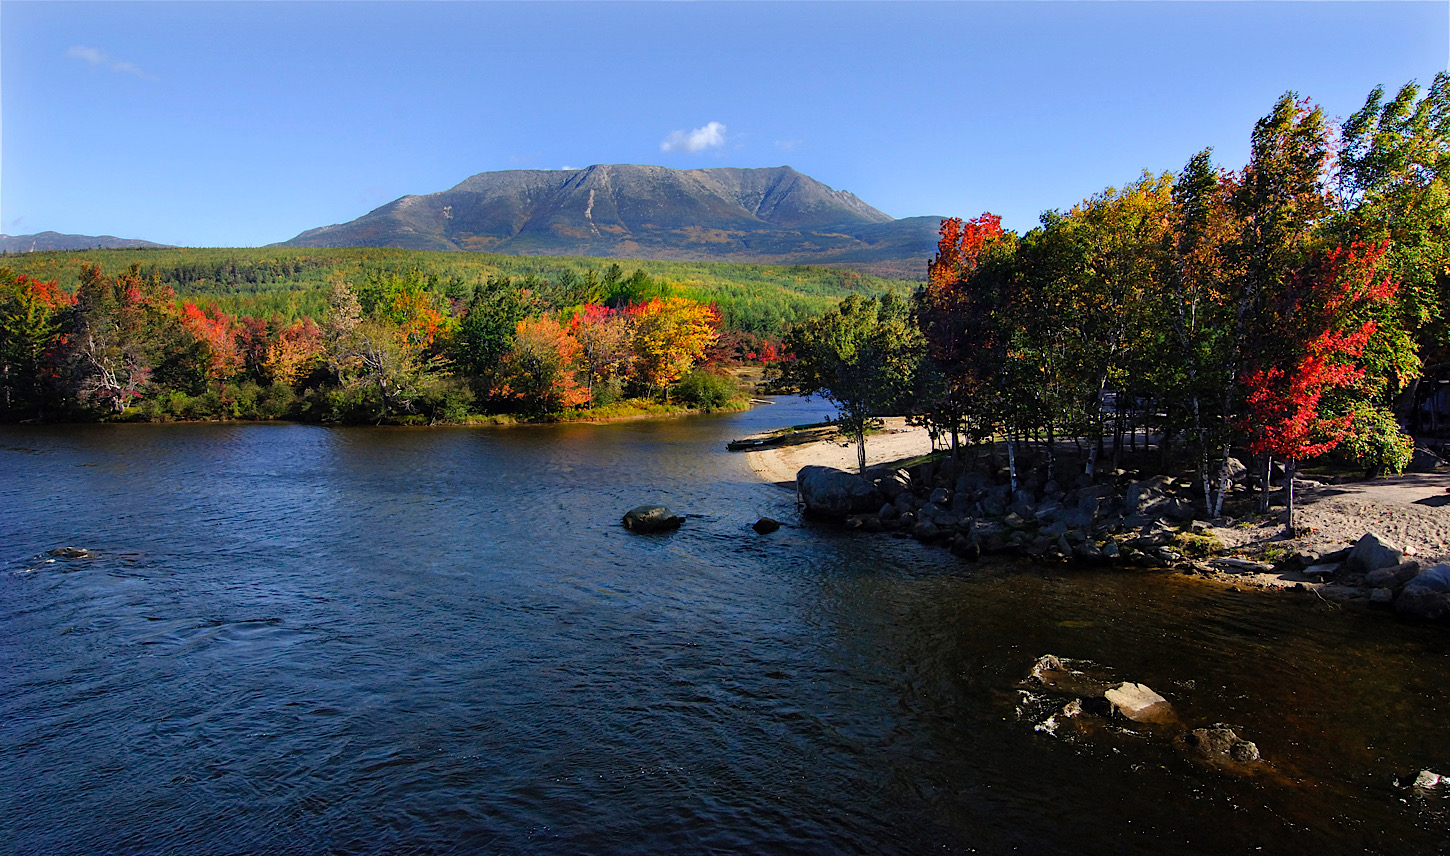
[1396,562,1450,620]
[1178,724,1262,767]
[752,517,782,534]
[1105,682,1176,724]
[622,506,683,533]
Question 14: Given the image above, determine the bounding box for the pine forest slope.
[1,246,915,337]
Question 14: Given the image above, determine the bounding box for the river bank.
[743,419,1450,602]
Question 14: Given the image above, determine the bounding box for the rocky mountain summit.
[278,164,942,277]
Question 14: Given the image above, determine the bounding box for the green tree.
[0,270,71,419]
[1336,73,1450,425]
[1160,149,1244,514]
[780,292,923,475]
[451,275,532,397]
[64,264,179,414]
[1230,93,1334,507]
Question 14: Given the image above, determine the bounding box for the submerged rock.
[48,547,96,559]
[752,517,781,535]
[1178,724,1262,767]
[1025,654,1112,698]
[622,506,683,533]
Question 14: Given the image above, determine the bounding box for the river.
[1,398,1447,854]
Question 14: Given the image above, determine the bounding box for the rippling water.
[2,399,1448,854]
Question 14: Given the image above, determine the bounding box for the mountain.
[0,232,171,253]
[278,165,942,278]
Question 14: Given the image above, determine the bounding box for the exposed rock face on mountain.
[1,232,171,253]
[278,165,941,277]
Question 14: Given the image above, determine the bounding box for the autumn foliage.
[0,261,724,423]
[1241,242,1396,463]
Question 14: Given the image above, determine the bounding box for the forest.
[778,77,1450,527]
[0,259,764,424]
[0,247,902,339]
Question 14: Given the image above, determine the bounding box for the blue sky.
[2,1,1446,247]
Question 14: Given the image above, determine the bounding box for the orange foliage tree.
[180,302,243,386]
[568,303,634,402]
[264,318,324,387]
[917,213,1009,456]
[494,315,591,413]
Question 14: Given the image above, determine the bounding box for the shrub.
[414,376,475,424]
[673,369,739,412]
[1337,401,1414,475]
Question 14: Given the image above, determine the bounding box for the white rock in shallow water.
[1414,770,1444,789]
[1104,682,1174,723]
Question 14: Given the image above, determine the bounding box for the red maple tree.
[1240,241,1397,528]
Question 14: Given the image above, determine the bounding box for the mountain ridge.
[1,232,172,253]
[278,165,940,278]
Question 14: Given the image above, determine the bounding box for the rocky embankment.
[793,454,1450,621]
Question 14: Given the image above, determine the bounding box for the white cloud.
[67,46,107,65]
[774,139,801,151]
[561,165,579,171]
[660,121,727,154]
[67,46,155,80]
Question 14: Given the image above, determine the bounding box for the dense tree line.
[2,247,900,340]
[781,79,1450,527]
[0,263,744,424]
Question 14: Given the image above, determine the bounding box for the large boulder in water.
[1178,724,1262,768]
[797,466,884,518]
[1397,563,1450,620]
[622,505,683,533]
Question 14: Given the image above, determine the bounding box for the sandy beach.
[745,417,936,488]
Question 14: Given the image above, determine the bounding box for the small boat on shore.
[726,421,837,452]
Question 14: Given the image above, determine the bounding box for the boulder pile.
[1260,531,1450,620]
[798,457,1234,567]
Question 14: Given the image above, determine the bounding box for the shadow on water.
[1,399,1447,854]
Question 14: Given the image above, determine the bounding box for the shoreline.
[743,420,1450,597]
[9,397,756,429]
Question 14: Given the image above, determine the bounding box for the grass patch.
[1173,531,1225,558]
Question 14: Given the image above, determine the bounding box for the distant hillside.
[278,165,941,279]
[0,246,912,337]
[0,231,171,253]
